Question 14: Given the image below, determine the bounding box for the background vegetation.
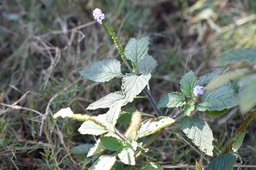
[1,0,256,169]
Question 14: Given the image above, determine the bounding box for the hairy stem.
[103,20,132,71]
[102,20,162,116]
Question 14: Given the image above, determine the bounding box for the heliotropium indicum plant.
[53,8,256,170]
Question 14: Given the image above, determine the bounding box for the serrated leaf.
[138,55,158,75]
[118,146,135,165]
[180,116,213,156]
[122,74,151,102]
[183,102,195,116]
[198,83,238,111]
[143,162,163,170]
[87,139,105,157]
[217,48,256,66]
[198,69,223,86]
[87,91,126,110]
[138,116,175,138]
[180,71,197,98]
[71,144,93,154]
[79,59,122,82]
[124,36,149,64]
[89,155,116,170]
[239,74,256,113]
[208,152,236,170]
[158,92,186,109]
[100,136,124,152]
[205,68,249,90]
[105,102,123,129]
[78,120,108,136]
[232,132,246,152]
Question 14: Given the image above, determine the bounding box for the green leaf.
[71,144,93,154]
[198,83,238,111]
[180,116,213,156]
[89,155,116,170]
[105,102,123,129]
[138,55,158,75]
[122,74,151,102]
[87,139,105,157]
[183,102,195,116]
[205,68,250,90]
[232,131,246,152]
[239,74,256,113]
[157,92,186,109]
[87,91,126,110]
[100,136,124,152]
[217,48,256,66]
[124,36,149,64]
[79,59,122,82]
[208,152,236,170]
[143,162,163,170]
[118,145,135,165]
[111,162,125,170]
[78,119,108,136]
[198,69,223,86]
[205,109,227,118]
[138,116,175,138]
[180,71,197,98]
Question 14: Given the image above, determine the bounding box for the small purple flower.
[193,85,204,96]
[93,8,105,24]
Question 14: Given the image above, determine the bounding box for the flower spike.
[93,8,105,24]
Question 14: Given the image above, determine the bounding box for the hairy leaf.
[122,74,151,102]
[205,109,227,118]
[125,36,149,64]
[105,102,123,129]
[118,145,135,165]
[87,91,126,110]
[79,59,122,82]
[100,136,124,152]
[138,116,175,138]
[232,132,246,152]
[208,152,236,170]
[138,55,158,75]
[205,68,249,90]
[89,155,116,170]
[183,102,195,116]
[198,68,223,86]
[180,116,213,156]
[198,83,238,111]
[78,119,107,136]
[87,139,105,157]
[157,92,186,108]
[180,71,197,98]
[71,144,93,154]
[239,74,256,113]
[217,48,256,66]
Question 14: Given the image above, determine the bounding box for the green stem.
[103,20,132,71]
[102,20,162,116]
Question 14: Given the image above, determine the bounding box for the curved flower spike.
[193,85,204,96]
[93,8,105,24]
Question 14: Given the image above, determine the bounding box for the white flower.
[93,8,105,24]
[53,107,74,118]
[193,85,204,96]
